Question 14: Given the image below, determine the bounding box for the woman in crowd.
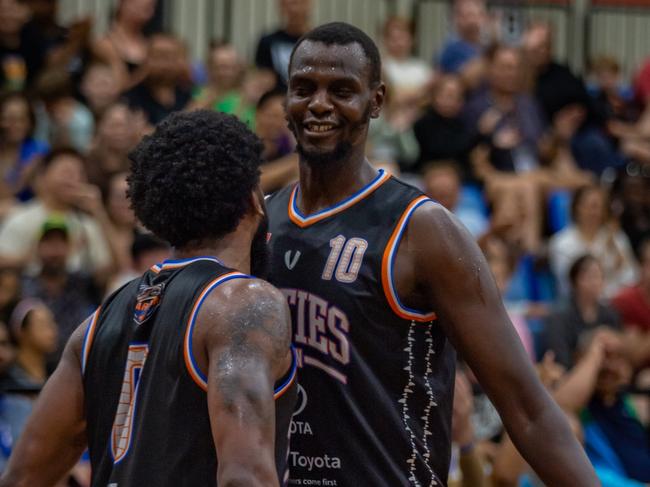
[93,0,158,90]
[549,185,638,297]
[545,254,621,369]
[7,299,57,391]
[0,92,48,211]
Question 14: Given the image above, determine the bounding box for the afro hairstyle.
[127,110,263,248]
[289,22,382,86]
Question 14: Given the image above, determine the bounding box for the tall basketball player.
[266,23,597,486]
[1,111,297,487]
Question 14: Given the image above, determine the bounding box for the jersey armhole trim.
[184,272,251,391]
[274,345,298,400]
[381,196,438,323]
[81,307,102,375]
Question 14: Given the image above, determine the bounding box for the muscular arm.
[0,319,89,487]
[196,278,292,487]
[396,203,598,486]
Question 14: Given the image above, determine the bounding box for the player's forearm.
[506,400,598,486]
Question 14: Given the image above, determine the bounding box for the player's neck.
[174,232,252,274]
[297,155,378,216]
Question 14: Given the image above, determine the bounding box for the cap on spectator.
[39,216,69,241]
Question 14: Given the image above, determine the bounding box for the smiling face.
[286,40,384,167]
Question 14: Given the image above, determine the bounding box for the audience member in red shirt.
[612,238,650,332]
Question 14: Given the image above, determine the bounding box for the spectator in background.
[22,0,93,87]
[86,102,139,190]
[545,254,621,369]
[554,329,650,485]
[93,0,158,90]
[0,148,111,277]
[102,172,137,274]
[423,161,488,238]
[124,33,192,127]
[438,0,490,90]
[0,268,20,326]
[0,0,44,92]
[106,232,170,294]
[414,74,475,178]
[191,41,255,127]
[381,16,433,103]
[611,170,650,252]
[255,0,312,90]
[7,299,57,391]
[549,185,637,297]
[21,218,99,358]
[255,89,294,163]
[79,62,122,118]
[523,22,622,176]
[0,92,48,209]
[33,69,94,153]
[0,320,33,472]
[612,238,650,333]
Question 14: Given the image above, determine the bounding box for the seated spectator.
[123,33,192,127]
[367,82,420,171]
[545,254,621,369]
[423,161,488,238]
[0,148,111,276]
[413,74,476,178]
[79,62,122,118]
[7,299,57,391]
[86,102,139,191]
[611,169,650,252]
[549,184,637,297]
[0,92,48,208]
[255,0,312,90]
[437,0,491,90]
[21,217,99,358]
[0,268,19,325]
[191,41,255,127]
[93,0,158,90]
[106,232,171,294]
[381,16,433,103]
[523,22,623,176]
[554,329,650,484]
[255,89,294,163]
[102,172,137,274]
[0,0,44,92]
[612,238,650,333]
[33,68,94,153]
[0,320,33,472]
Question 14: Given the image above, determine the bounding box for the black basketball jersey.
[267,170,456,487]
[81,257,298,487]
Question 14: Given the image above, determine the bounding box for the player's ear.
[370,81,386,119]
[249,186,265,218]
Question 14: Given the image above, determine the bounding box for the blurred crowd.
[0,0,649,485]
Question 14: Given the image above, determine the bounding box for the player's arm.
[402,203,598,486]
[0,319,89,487]
[197,278,292,487]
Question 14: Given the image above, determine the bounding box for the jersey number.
[111,344,149,464]
[322,235,368,283]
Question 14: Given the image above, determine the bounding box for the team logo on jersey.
[133,283,164,326]
[284,250,301,270]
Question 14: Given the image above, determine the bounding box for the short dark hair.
[131,232,170,261]
[40,147,85,172]
[256,88,286,111]
[289,22,382,86]
[127,110,263,249]
[569,254,600,287]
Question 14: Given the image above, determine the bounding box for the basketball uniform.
[82,257,298,487]
[267,169,456,487]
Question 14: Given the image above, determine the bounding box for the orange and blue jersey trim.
[288,169,391,228]
[274,346,298,400]
[81,307,101,375]
[381,196,438,322]
[184,272,250,391]
[151,256,224,274]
